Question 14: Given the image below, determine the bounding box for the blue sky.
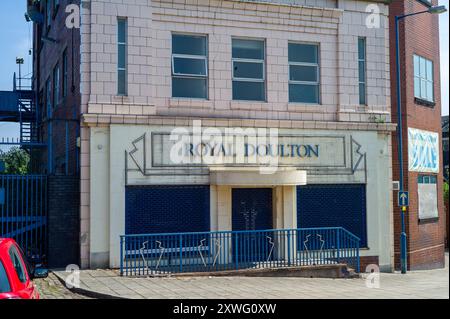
[0,0,33,149]
[0,0,449,146]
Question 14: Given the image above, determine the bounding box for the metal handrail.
[120,227,360,277]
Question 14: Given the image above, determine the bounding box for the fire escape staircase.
[0,73,44,149]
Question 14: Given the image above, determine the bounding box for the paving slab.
[50,253,449,299]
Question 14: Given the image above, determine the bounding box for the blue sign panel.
[0,188,4,205]
[398,191,409,207]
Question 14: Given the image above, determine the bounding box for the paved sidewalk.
[34,273,91,299]
[53,253,449,299]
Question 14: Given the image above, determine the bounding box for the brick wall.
[33,0,81,175]
[389,0,445,270]
[47,175,80,268]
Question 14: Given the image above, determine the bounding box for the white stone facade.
[79,0,394,270]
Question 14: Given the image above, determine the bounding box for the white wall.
[88,124,393,270]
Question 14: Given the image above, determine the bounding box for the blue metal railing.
[120,227,360,277]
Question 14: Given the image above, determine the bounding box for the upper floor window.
[418,175,437,184]
[46,0,52,28]
[117,18,128,96]
[358,38,367,105]
[414,55,434,103]
[288,42,320,104]
[53,63,60,106]
[62,49,68,98]
[46,77,52,113]
[232,39,265,101]
[172,34,208,99]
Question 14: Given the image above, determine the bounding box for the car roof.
[0,238,14,248]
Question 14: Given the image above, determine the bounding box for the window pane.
[414,77,420,98]
[173,57,206,76]
[173,77,207,98]
[426,60,433,81]
[358,38,366,60]
[358,61,366,82]
[233,61,264,79]
[289,65,318,82]
[359,83,366,105]
[0,261,11,293]
[118,45,126,69]
[414,55,420,77]
[232,81,265,101]
[118,19,126,43]
[288,43,318,63]
[420,57,426,77]
[426,81,433,101]
[289,84,319,103]
[53,65,59,105]
[430,175,437,184]
[118,69,127,95]
[9,247,26,283]
[232,39,264,59]
[172,34,206,56]
[63,51,68,97]
[421,79,427,99]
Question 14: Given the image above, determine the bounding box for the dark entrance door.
[232,188,273,264]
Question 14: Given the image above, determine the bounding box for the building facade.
[389,0,446,270]
[73,0,395,270]
[443,116,448,180]
[26,0,82,267]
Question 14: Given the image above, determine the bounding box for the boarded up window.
[418,175,438,220]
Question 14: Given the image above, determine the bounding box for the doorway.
[232,188,273,263]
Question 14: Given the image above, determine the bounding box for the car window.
[8,246,27,283]
[0,260,11,293]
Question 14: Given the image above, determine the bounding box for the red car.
[0,238,48,299]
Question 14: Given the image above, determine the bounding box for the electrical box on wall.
[392,181,400,191]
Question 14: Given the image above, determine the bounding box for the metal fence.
[0,175,47,259]
[120,227,360,277]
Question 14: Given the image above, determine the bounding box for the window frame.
[117,17,128,96]
[288,41,320,104]
[62,48,68,98]
[417,174,439,223]
[358,37,367,106]
[52,0,60,19]
[45,0,52,30]
[171,54,208,78]
[418,174,437,184]
[171,33,209,99]
[413,54,434,104]
[232,38,266,101]
[53,63,60,107]
[46,77,52,115]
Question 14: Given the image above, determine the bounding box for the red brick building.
[31,0,81,176]
[389,0,446,270]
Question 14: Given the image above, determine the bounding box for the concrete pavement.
[49,253,449,299]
